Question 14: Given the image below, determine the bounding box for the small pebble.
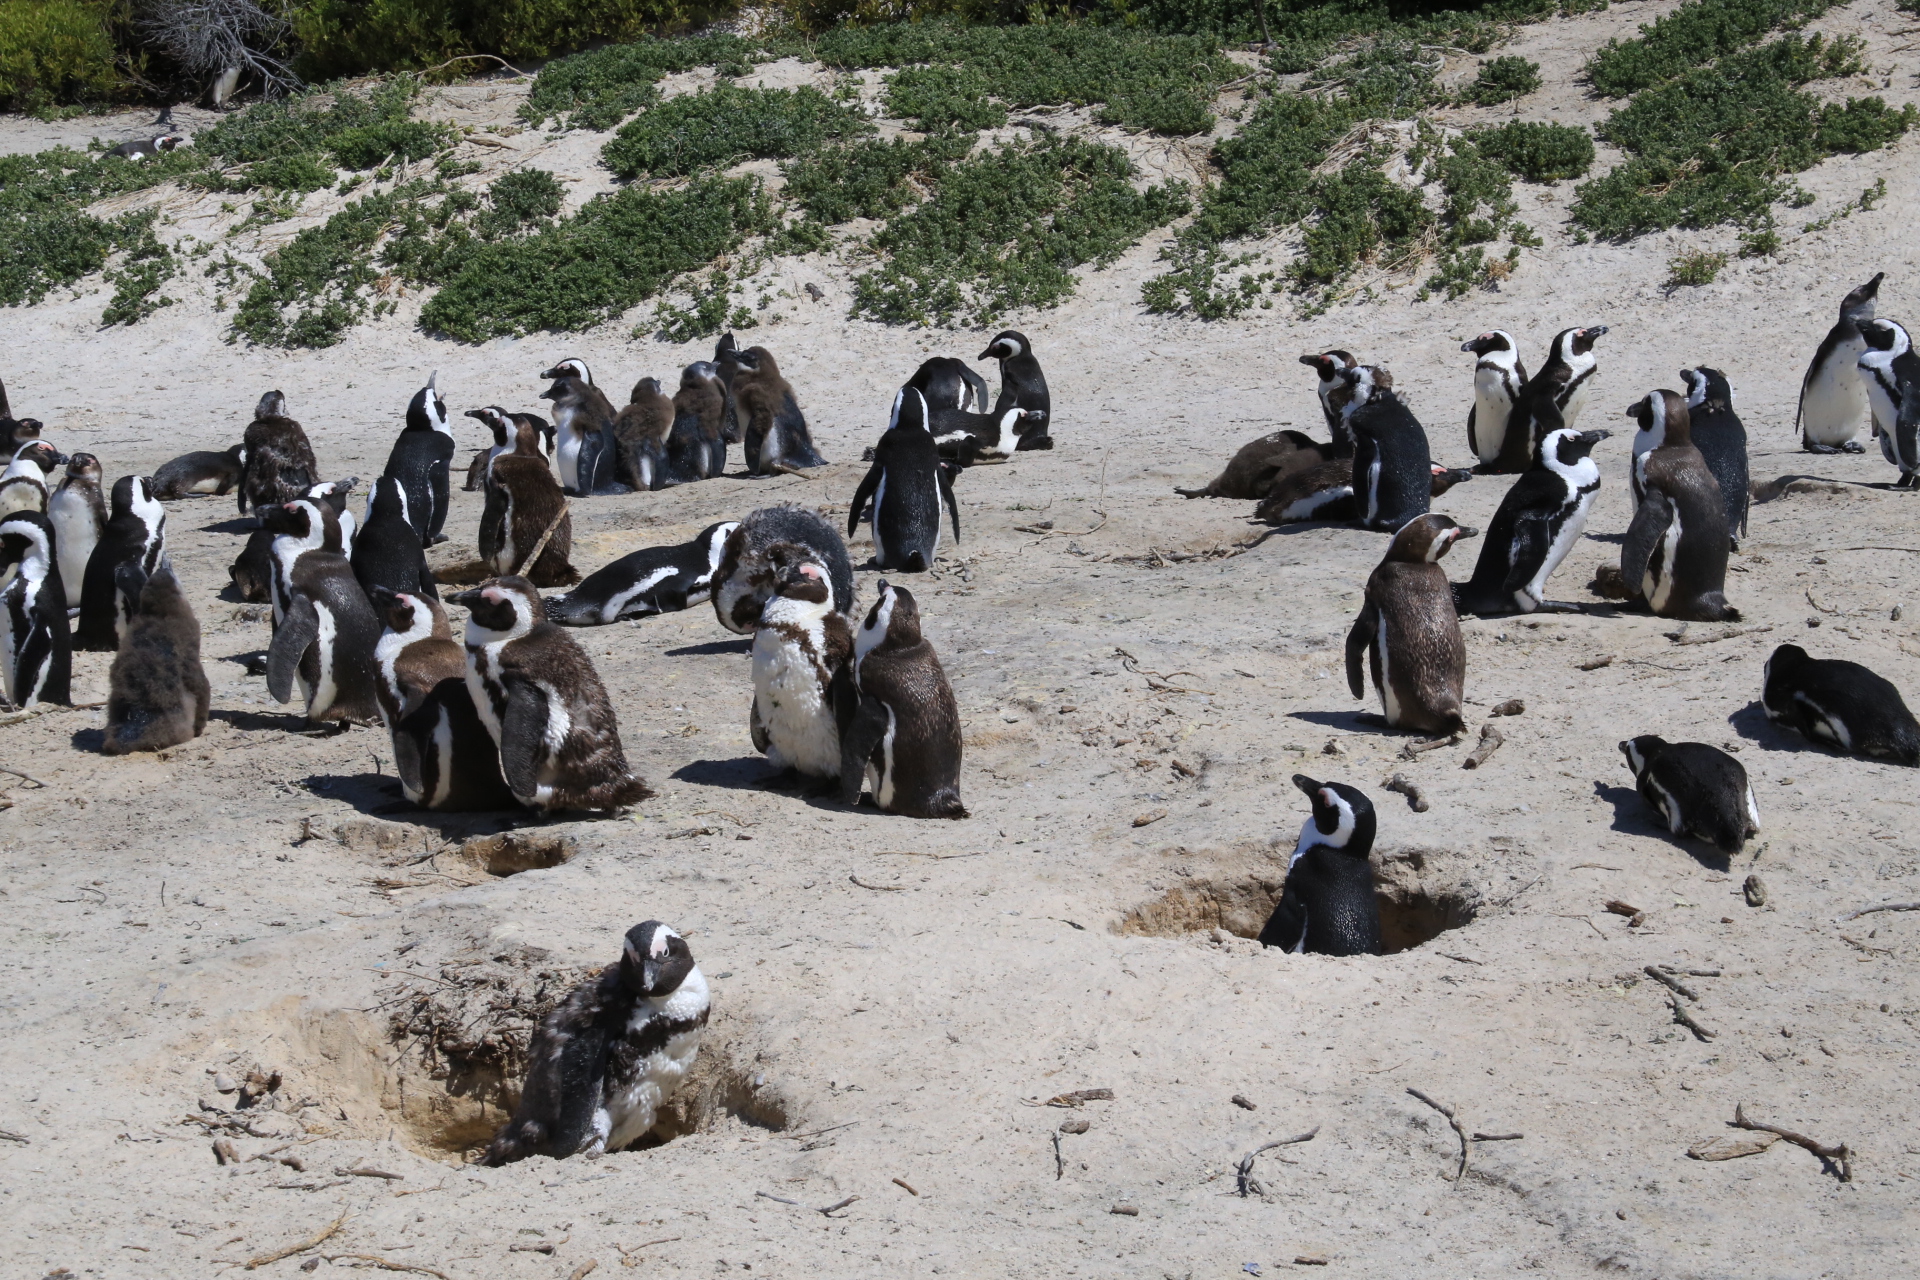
[213,1073,237,1093]
[1059,1117,1089,1134]
[1109,1204,1139,1216]
[1744,874,1768,908]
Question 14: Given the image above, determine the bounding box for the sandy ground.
[6,2,1920,1276]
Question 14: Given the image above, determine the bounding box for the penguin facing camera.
[1339,365,1433,531]
[77,475,166,651]
[1857,318,1920,489]
[980,330,1052,450]
[1762,643,1920,765]
[49,453,106,609]
[102,559,209,754]
[1453,427,1607,617]
[0,511,71,707]
[1619,736,1758,856]
[237,391,318,515]
[1798,272,1881,454]
[1678,367,1750,546]
[539,368,626,496]
[483,921,710,1165]
[152,442,246,501]
[1462,330,1529,472]
[479,424,575,588]
[369,587,514,811]
[1257,775,1382,956]
[1346,513,1472,735]
[838,580,966,819]
[732,345,827,474]
[384,372,456,545]
[1620,390,1737,622]
[545,520,741,626]
[750,544,852,786]
[850,387,961,573]
[712,506,856,634]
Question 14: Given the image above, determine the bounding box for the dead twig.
[1805,589,1845,616]
[568,1263,599,1280]
[1383,772,1429,812]
[244,1212,345,1269]
[1578,655,1614,671]
[334,1166,404,1180]
[1671,995,1717,1041]
[1408,1089,1470,1181]
[818,1196,860,1216]
[615,1237,681,1266]
[1052,1132,1065,1180]
[1643,965,1698,1001]
[1236,1127,1319,1196]
[1040,1088,1114,1108]
[0,1128,30,1144]
[848,874,905,892]
[1842,901,1920,921]
[1473,1132,1523,1142]
[320,1256,449,1279]
[1733,1102,1851,1181]
[1114,647,1213,695]
[1399,733,1459,760]
[1462,724,1505,770]
[892,1177,919,1196]
[1668,623,1774,646]
[512,499,570,578]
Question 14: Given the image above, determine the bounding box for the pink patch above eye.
[799,565,823,580]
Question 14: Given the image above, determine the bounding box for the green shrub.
[651,268,754,342]
[519,34,764,130]
[231,185,419,347]
[1815,96,1918,153]
[781,133,977,225]
[236,152,339,192]
[101,211,177,326]
[327,119,452,169]
[479,168,564,232]
[0,146,202,308]
[1586,0,1836,97]
[885,65,1008,131]
[1464,55,1540,104]
[1664,247,1727,287]
[0,0,118,110]
[602,83,871,180]
[1471,120,1593,181]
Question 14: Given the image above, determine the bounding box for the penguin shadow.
[1288,709,1392,735]
[1245,521,1372,543]
[199,517,259,535]
[69,726,104,753]
[663,639,753,657]
[673,755,832,797]
[222,651,270,676]
[209,706,304,733]
[1591,780,1731,872]
[1727,701,1809,755]
[298,770,524,833]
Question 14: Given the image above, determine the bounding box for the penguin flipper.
[847,464,880,538]
[266,594,319,705]
[1500,511,1552,600]
[1257,883,1308,952]
[939,464,961,543]
[838,694,889,806]
[1620,488,1670,601]
[427,458,450,543]
[497,674,550,804]
[1345,599,1377,700]
[961,366,991,414]
[391,709,428,800]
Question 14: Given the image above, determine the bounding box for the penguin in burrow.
[384,372,456,545]
[1857,318,1920,489]
[1256,775,1382,957]
[353,475,438,603]
[544,521,741,627]
[1339,365,1434,531]
[152,442,246,500]
[76,475,166,651]
[848,388,961,573]
[1461,330,1529,472]
[102,559,209,754]
[907,356,992,414]
[711,506,857,634]
[1346,513,1473,736]
[979,330,1052,450]
[749,544,852,786]
[49,453,106,609]
[0,441,68,517]
[1619,736,1759,857]
[0,511,71,708]
[238,390,319,515]
[368,587,514,811]
[1678,366,1751,546]
[1453,427,1608,617]
[837,580,966,819]
[1797,272,1881,454]
[1620,390,1738,622]
[1762,643,1920,766]
[259,498,382,726]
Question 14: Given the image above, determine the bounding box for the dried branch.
[1643,965,1698,1001]
[1733,1103,1851,1181]
[244,1212,345,1269]
[1235,1127,1318,1196]
[1408,1089,1470,1181]
[1670,995,1716,1041]
[138,0,302,99]
[1462,724,1504,769]
[1383,772,1429,812]
[1842,902,1920,921]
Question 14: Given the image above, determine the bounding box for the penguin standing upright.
[1347,513,1472,734]
[1454,428,1607,617]
[1340,366,1433,531]
[1461,330,1529,472]
[1299,350,1358,448]
[260,499,382,726]
[838,580,966,818]
[750,544,852,784]
[1797,272,1881,453]
[732,346,827,474]
[451,575,651,812]
[980,330,1052,450]
[353,476,438,602]
[545,520,741,626]
[0,442,67,517]
[238,391,319,515]
[539,368,625,496]
[1620,390,1738,621]
[1487,326,1607,473]
[1619,736,1759,856]
[77,476,166,651]
[463,406,515,491]
[1763,643,1920,765]
[152,442,246,500]
[1256,775,1382,956]
[482,921,709,1165]
[661,362,729,486]
[0,512,71,707]
[1679,366,1751,545]
[1857,318,1920,489]
[383,373,456,545]
[712,506,856,634]
[481,422,575,588]
[848,388,961,573]
[369,587,513,810]
[48,453,105,608]
[102,560,209,754]
[613,377,674,491]
[907,356,991,413]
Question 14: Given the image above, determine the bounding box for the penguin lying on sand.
[1857,318,1920,489]
[839,580,966,818]
[103,560,208,754]
[1763,643,1920,765]
[1619,736,1758,856]
[1347,514,1472,735]
[1798,272,1880,454]
[1175,429,1322,500]
[1257,775,1382,956]
[108,134,185,161]
[1453,427,1606,617]
[152,443,245,500]
[545,521,741,626]
[483,921,709,1165]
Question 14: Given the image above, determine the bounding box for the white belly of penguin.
[48,499,92,605]
[0,593,22,703]
[1644,507,1682,612]
[1802,342,1869,443]
[600,1024,704,1153]
[602,566,676,623]
[1523,497,1593,609]
[752,634,839,776]
[865,705,899,810]
[304,604,339,715]
[427,708,455,808]
[1471,377,1509,463]
[556,432,583,492]
[1376,614,1402,724]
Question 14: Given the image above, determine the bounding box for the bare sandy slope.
[6,3,1920,1276]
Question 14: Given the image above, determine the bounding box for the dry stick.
[1663,966,1722,977]
[1671,995,1717,1041]
[1463,724,1505,770]
[1805,588,1847,616]
[1843,902,1920,921]
[1052,1131,1065,1180]
[568,1263,599,1280]
[335,1166,404,1180]
[0,1128,30,1144]
[1734,1102,1852,1182]
[417,51,529,76]
[320,1256,449,1279]
[1644,965,1699,1001]
[1407,1089,1470,1181]
[1235,1127,1319,1196]
[1384,773,1429,813]
[1669,623,1774,646]
[244,1212,346,1269]
[817,1196,860,1216]
[511,499,571,577]
[848,874,905,892]
[1473,1132,1524,1142]
[892,1177,919,1196]
[1400,734,1457,760]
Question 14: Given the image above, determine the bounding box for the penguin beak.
[445,589,481,608]
[1583,325,1609,338]
[1289,774,1321,798]
[1453,526,1478,541]
[1582,429,1613,446]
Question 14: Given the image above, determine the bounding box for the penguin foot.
[428,533,450,545]
[1802,442,1840,455]
[1842,441,1866,453]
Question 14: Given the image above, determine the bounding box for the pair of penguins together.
[1797,273,1920,485]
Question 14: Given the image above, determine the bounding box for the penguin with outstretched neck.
[1258,775,1382,956]
[383,372,455,546]
[1798,272,1880,454]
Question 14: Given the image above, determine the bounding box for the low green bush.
[885,64,1008,131]
[1463,54,1540,104]
[519,33,765,129]
[781,133,977,225]
[602,83,871,180]
[1471,119,1593,181]
[327,118,452,169]
[1665,247,1727,287]
[101,211,177,326]
[0,146,202,310]
[230,184,420,347]
[0,0,119,111]
[1586,0,1836,97]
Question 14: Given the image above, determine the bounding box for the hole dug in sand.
[443,831,577,877]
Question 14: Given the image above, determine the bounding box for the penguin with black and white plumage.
[545,520,741,627]
[108,134,185,161]
[353,476,437,603]
[1619,736,1759,857]
[1763,643,1920,765]
[1620,390,1737,622]
[929,403,1044,465]
[1339,365,1433,531]
[369,587,513,811]
[1489,326,1608,473]
[228,478,353,605]
[838,580,966,819]
[482,921,710,1165]
[1299,350,1358,449]
[383,373,456,545]
[1678,366,1751,546]
[750,544,852,786]
[849,388,961,573]
[1347,514,1472,735]
[77,475,166,651]
[1797,272,1881,454]
[908,356,991,414]
[103,559,209,755]
[1857,318,1920,489]
[463,406,513,491]
[1454,427,1608,617]
[711,506,856,634]
[261,498,382,727]
[1257,775,1382,956]
[49,453,105,609]
[0,441,68,517]
[1461,330,1529,473]
[152,442,246,501]
[539,366,626,496]
[0,511,71,707]
[980,330,1052,451]
[481,420,576,588]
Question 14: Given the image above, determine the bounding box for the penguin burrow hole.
[444,830,578,878]
[1117,846,1487,955]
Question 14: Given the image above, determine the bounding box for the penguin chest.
[0,581,28,701]
[1862,367,1902,438]
[465,643,511,743]
[601,565,677,623]
[555,432,583,491]
[1374,612,1402,724]
[599,1015,705,1153]
[751,628,838,776]
[1803,337,1869,441]
[1523,483,1599,606]
[870,472,889,564]
[301,602,342,713]
[1470,369,1512,462]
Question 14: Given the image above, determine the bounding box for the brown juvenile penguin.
[152,442,246,500]
[481,420,575,588]
[1175,429,1322,500]
[450,575,651,813]
[238,391,319,514]
[102,559,209,754]
[1256,458,1358,524]
[1345,513,1474,735]
[657,362,729,486]
[732,346,826,475]
[1620,389,1737,622]
[371,588,514,810]
[613,376,675,490]
[839,580,965,818]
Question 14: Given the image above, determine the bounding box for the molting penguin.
[0,441,67,517]
[908,356,991,414]
[482,921,709,1165]
[838,580,966,818]
[1620,390,1737,621]
[152,443,246,500]
[77,475,166,651]
[229,478,352,605]
[1619,736,1758,856]
[732,346,827,474]
[1255,457,1358,524]
[1299,350,1358,448]
[1256,775,1382,957]
[0,512,71,707]
[463,406,514,491]
[49,453,105,608]
[383,372,456,545]
[750,544,852,785]
[1175,428,1322,500]
[1857,318,1920,489]
[1461,330,1529,472]
[1346,513,1472,735]
[1679,366,1751,545]
[1762,643,1920,765]
[661,362,729,486]
[545,520,740,627]
[480,422,575,588]
[102,559,208,754]
[238,391,319,515]
[1454,427,1607,616]
[711,506,856,634]
[539,369,625,496]
[1797,272,1881,454]
[260,498,382,726]
[1340,366,1433,531]
[353,475,437,602]
[369,588,513,810]
[849,388,961,573]
[979,330,1052,450]
[613,377,674,491]
[1487,326,1607,473]
[451,575,651,812]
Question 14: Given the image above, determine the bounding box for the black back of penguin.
[546,520,741,626]
[353,476,438,602]
[1258,775,1381,956]
[908,356,991,413]
[1340,367,1431,530]
[383,374,456,546]
[1762,642,1920,765]
[849,388,960,574]
[78,475,166,651]
[1619,736,1758,856]
[0,511,71,707]
[1679,367,1750,546]
[981,331,1052,449]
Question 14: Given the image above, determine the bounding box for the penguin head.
[1623,390,1689,447]
[1679,367,1733,411]
[680,361,722,391]
[0,511,53,569]
[371,587,449,641]
[630,376,666,405]
[715,332,739,358]
[448,576,541,639]
[701,519,742,562]
[539,358,591,385]
[367,475,409,524]
[889,386,931,435]
[734,346,778,377]
[1299,349,1356,385]
[538,376,586,410]
[1764,642,1811,687]
[1857,319,1911,371]
[254,390,288,421]
[260,498,333,549]
[1543,428,1609,471]
[855,579,920,664]
[621,921,696,998]
[1386,513,1474,564]
[1331,364,1391,420]
[465,406,512,446]
[1841,272,1884,322]
[13,441,65,474]
[1460,331,1515,358]
[510,418,548,457]
[1562,325,1608,358]
[1289,774,1375,864]
[154,134,184,152]
[64,452,102,482]
[308,476,356,516]
[406,372,451,435]
[1619,734,1671,781]
[980,331,1028,361]
[1427,464,1474,498]
[766,542,831,605]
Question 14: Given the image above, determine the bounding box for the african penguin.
[1679,366,1751,546]
[712,506,856,634]
[0,416,42,457]
[612,378,673,491]
[480,424,575,588]
[908,356,991,414]
[107,134,185,160]
[0,512,71,707]
[452,575,651,812]
[1454,428,1607,617]
[661,363,729,486]
[1798,272,1880,453]
[1339,365,1433,531]
[1619,736,1759,856]
[152,442,246,501]
[0,441,67,517]
[839,580,966,818]
[929,402,1044,466]
[49,453,105,609]
[1346,513,1472,735]
[369,588,513,811]
[260,499,382,726]
[463,406,515,491]
[384,372,456,545]
[1763,643,1920,765]
[76,475,166,651]
[1299,350,1359,449]
[749,544,852,785]
[539,369,624,496]
[545,520,741,627]
[979,330,1052,450]
[849,388,961,573]
[712,332,748,444]
[1620,390,1737,621]
[307,477,359,556]
[229,478,350,605]
[1461,330,1529,472]
[482,921,709,1165]
[102,559,209,754]
[732,346,827,474]
[1488,326,1607,473]
[1175,429,1323,500]
[353,476,437,603]
[238,391,319,515]
[1256,775,1382,957]
[1254,457,1357,524]
[1857,318,1920,489]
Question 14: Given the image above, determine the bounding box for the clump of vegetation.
[1463,55,1541,104]
[885,64,1008,131]
[0,0,118,111]
[1471,120,1594,182]
[100,211,177,326]
[1586,0,1837,97]
[602,83,871,180]
[0,144,204,309]
[518,33,765,130]
[781,133,977,226]
[651,268,755,343]
[1665,247,1728,288]
[229,184,422,347]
